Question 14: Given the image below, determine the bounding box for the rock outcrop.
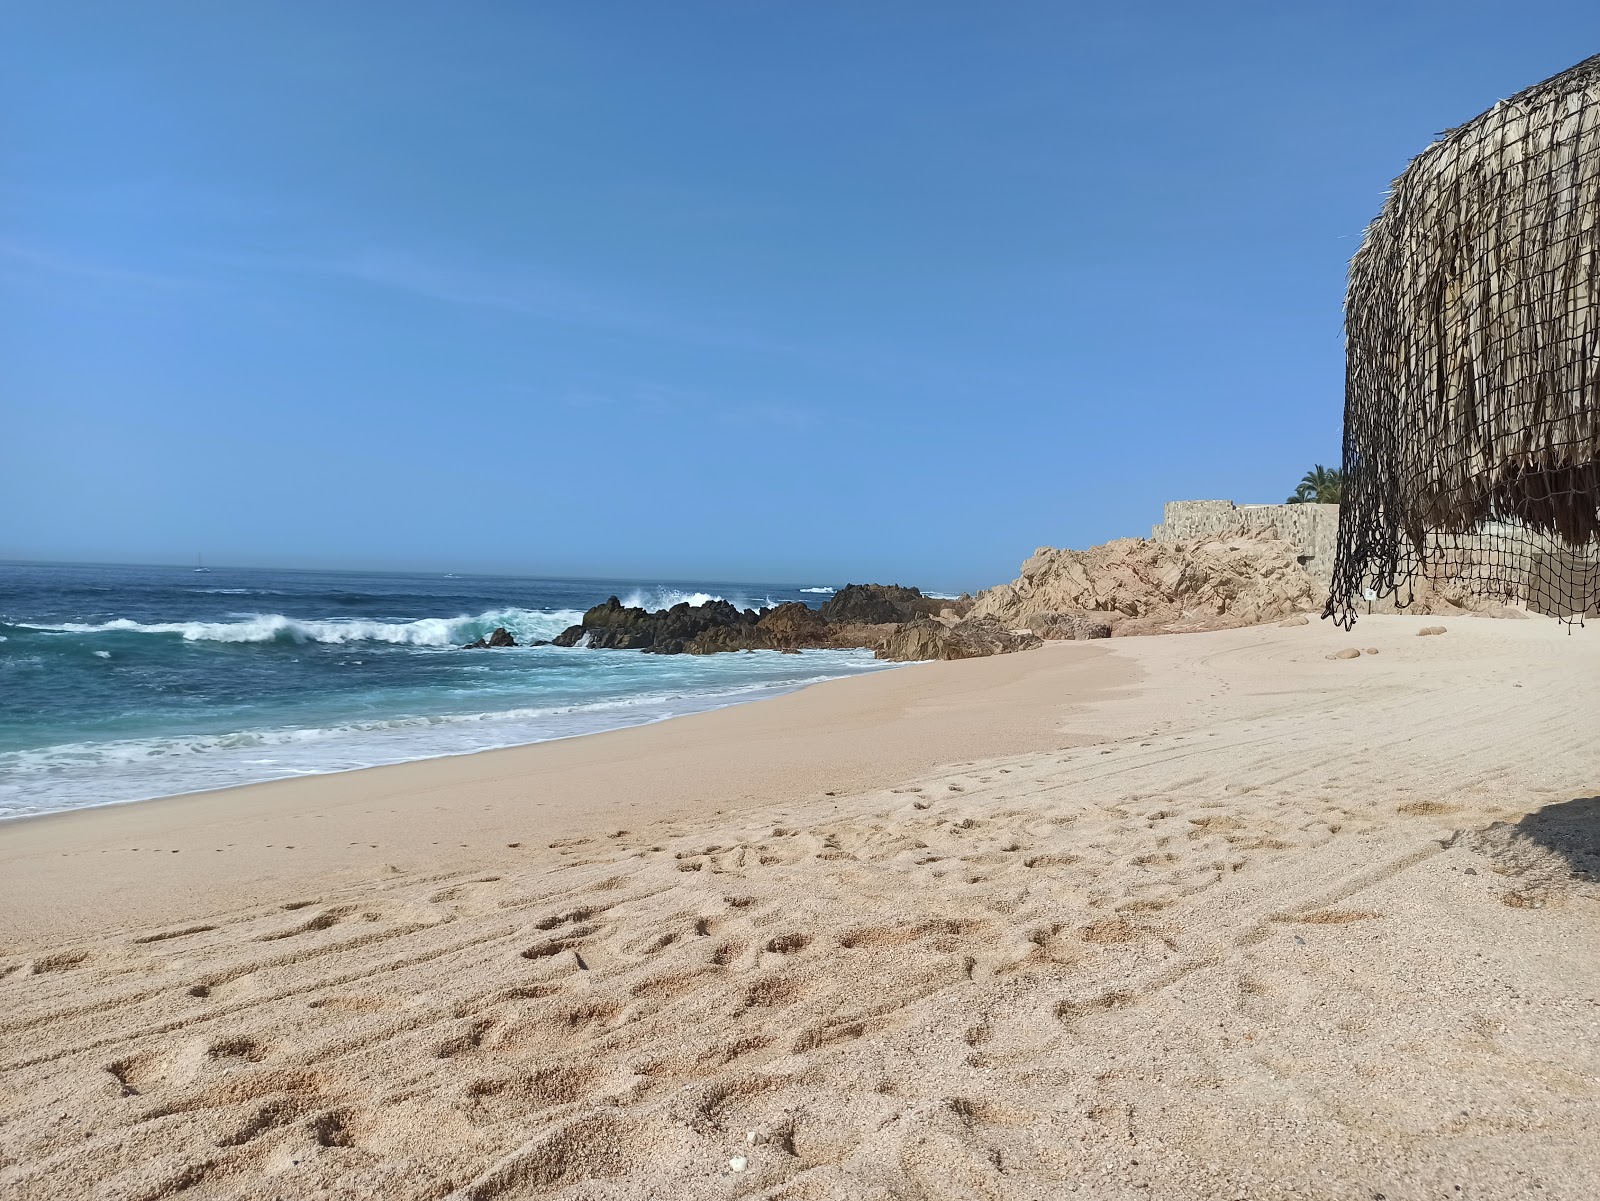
[1018,612,1114,641]
[878,617,1041,661]
[463,626,518,648]
[970,532,1323,636]
[546,587,1016,663]
[684,603,832,655]
[818,584,964,625]
[550,597,767,654]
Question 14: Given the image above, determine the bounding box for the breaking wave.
[617,588,783,612]
[5,667,879,772]
[18,608,585,647]
[0,653,899,817]
[799,586,836,594]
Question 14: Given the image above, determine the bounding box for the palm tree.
[1287,465,1342,504]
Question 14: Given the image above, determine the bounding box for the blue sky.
[4,5,1597,591]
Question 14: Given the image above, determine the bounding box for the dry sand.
[2,614,1598,1199]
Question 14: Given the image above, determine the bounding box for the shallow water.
[0,563,883,818]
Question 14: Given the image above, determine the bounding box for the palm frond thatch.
[1327,53,1600,625]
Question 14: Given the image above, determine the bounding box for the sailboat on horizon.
[193,552,210,573]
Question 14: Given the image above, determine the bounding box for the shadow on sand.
[1470,795,1600,886]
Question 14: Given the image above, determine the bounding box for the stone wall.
[1151,500,1339,579]
[1147,503,1595,615]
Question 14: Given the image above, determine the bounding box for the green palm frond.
[1288,465,1341,504]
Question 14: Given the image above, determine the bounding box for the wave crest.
[18,608,585,647]
[617,588,785,611]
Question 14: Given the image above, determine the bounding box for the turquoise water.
[0,563,887,818]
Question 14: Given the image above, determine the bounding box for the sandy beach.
[4,614,1599,1199]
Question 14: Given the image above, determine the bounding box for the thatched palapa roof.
[1327,53,1600,625]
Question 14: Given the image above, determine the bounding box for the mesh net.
[1326,54,1600,629]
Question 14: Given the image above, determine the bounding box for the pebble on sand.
[729,1155,748,1172]
[1418,625,1448,636]
[1326,648,1361,660]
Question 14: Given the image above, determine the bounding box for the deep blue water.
[0,563,882,818]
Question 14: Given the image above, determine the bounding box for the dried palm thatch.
[1327,53,1600,626]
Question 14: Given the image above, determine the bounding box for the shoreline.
[0,640,1130,944]
[0,651,903,824]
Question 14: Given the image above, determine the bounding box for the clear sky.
[4,5,1597,591]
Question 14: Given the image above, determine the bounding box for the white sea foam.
[799,587,836,594]
[617,588,785,612]
[19,608,586,647]
[619,588,721,610]
[0,652,899,818]
[93,650,111,659]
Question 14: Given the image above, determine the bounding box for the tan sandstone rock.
[969,531,1323,636]
[1020,612,1114,641]
[875,617,1041,662]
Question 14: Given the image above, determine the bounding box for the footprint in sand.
[28,950,89,975]
[132,924,217,945]
[463,1061,600,1122]
[763,932,812,955]
[256,906,356,941]
[435,1017,500,1059]
[307,994,401,1015]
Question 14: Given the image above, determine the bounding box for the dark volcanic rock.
[546,587,1022,664]
[819,584,931,625]
[755,601,831,644]
[818,584,973,625]
[464,625,518,648]
[822,620,899,653]
[551,595,765,653]
[682,602,832,655]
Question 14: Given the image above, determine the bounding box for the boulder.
[819,584,950,625]
[680,602,830,655]
[876,617,1042,662]
[464,625,518,648]
[823,621,898,653]
[754,601,831,645]
[681,626,763,655]
[1019,611,1113,640]
[550,595,767,653]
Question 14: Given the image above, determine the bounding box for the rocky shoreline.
[463,517,1356,662]
[543,584,1060,662]
[460,584,1112,662]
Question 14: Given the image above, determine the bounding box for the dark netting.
[1326,53,1600,629]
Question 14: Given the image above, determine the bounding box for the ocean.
[0,563,894,820]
